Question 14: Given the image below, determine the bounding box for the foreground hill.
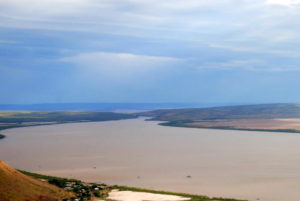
[140,103,300,121]
[0,161,72,201]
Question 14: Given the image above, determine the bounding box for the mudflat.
[107,190,191,201]
[1,118,300,201]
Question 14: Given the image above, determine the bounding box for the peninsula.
[140,103,300,133]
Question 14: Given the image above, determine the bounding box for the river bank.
[159,118,300,134]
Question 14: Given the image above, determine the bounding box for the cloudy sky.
[1,0,300,104]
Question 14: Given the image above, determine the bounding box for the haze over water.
[1,118,300,201]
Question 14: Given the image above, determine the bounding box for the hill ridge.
[140,103,300,121]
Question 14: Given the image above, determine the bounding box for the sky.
[1,0,300,104]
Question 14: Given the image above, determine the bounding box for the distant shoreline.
[159,121,300,134]
[0,122,68,140]
[2,117,300,139]
[0,111,138,140]
[0,119,133,140]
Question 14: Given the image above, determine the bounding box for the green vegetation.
[0,111,136,123]
[21,170,110,201]
[19,170,79,183]
[0,134,5,139]
[140,103,300,121]
[0,111,137,139]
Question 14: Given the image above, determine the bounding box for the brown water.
[1,118,300,201]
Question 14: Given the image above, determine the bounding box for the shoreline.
[0,117,138,140]
[2,117,300,142]
[0,110,137,134]
[19,169,248,201]
[159,121,300,134]
[111,186,248,201]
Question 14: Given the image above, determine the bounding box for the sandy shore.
[107,190,191,201]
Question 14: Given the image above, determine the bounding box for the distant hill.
[0,111,136,123]
[0,102,244,111]
[140,103,300,121]
[0,161,72,201]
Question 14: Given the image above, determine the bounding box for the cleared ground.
[183,118,300,132]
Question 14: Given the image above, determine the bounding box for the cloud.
[60,52,182,76]
[2,0,300,68]
[266,0,300,6]
[2,0,300,105]
[209,43,300,57]
[1,0,300,55]
[198,59,300,72]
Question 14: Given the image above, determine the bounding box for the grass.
[20,170,108,200]
[19,170,79,183]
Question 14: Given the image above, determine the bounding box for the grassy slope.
[140,103,300,121]
[0,161,73,201]
[19,170,79,183]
